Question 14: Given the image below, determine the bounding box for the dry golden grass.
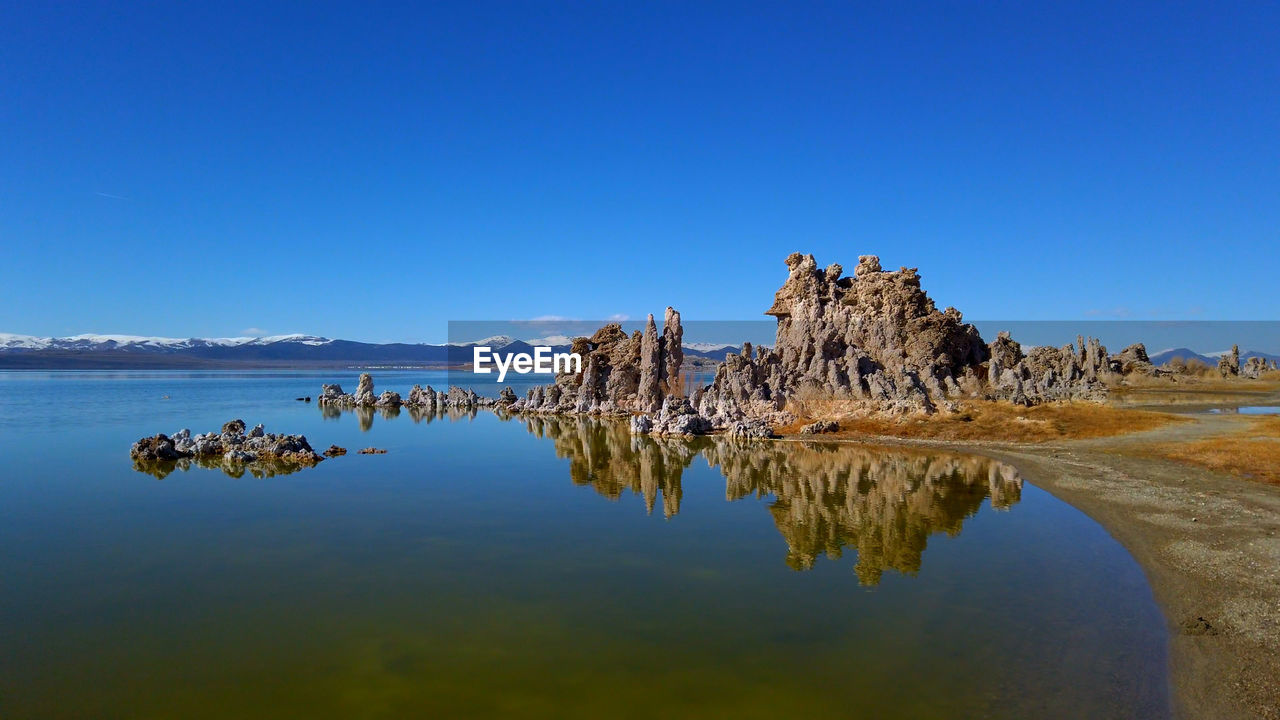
[778,399,1184,443]
[1112,373,1280,394]
[1141,416,1280,486]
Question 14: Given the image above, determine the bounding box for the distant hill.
[1148,348,1217,366]
[1148,347,1279,367]
[0,333,741,369]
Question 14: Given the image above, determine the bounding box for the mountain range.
[1148,347,1280,367]
[0,333,742,369]
[4,332,1274,371]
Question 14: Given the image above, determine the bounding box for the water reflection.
[321,403,480,429]
[132,454,314,480]
[146,406,1022,585]
[522,415,1022,585]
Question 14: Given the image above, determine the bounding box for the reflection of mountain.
[526,416,1022,584]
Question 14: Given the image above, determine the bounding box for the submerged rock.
[357,447,387,454]
[323,445,347,457]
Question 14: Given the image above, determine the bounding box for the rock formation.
[311,254,1273,436]
[1219,345,1241,377]
[986,333,1113,405]
[354,373,376,405]
[130,420,324,470]
[509,308,686,419]
[694,253,988,422]
[799,420,839,435]
[1242,356,1273,379]
[691,252,1183,422]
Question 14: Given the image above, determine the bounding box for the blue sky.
[2,1,1277,343]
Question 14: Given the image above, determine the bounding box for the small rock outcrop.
[1113,343,1155,375]
[406,384,443,409]
[799,420,839,435]
[1219,345,1241,377]
[646,396,713,436]
[354,373,376,405]
[724,419,777,439]
[1241,356,1272,379]
[130,420,323,467]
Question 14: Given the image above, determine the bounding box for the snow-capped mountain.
[684,342,744,353]
[0,331,743,368]
[0,333,333,351]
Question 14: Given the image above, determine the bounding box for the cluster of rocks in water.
[130,419,325,470]
[307,251,1273,438]
[319,373,498,411]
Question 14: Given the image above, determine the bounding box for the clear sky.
[2,1,1277,343]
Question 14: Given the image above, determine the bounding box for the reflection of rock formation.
[526,415,703,517]
[703,441,1021,584]
[527,416,1022,584]
[132,454,314,480]
[405,405,480,424]
[323,403,484,430]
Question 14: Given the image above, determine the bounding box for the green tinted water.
[0,371,1169,718]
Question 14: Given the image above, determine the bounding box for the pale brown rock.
[1218,345,1241,377]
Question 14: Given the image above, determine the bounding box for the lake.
[0,370,1170,718]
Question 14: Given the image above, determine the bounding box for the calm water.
[0,371,1170,719]
[1209,405,1280,415]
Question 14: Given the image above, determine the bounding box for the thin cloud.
[607,313,630,322]
[241,327,267,336]
[94,192,131,200]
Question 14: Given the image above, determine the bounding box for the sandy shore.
[798,408,1280,719]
